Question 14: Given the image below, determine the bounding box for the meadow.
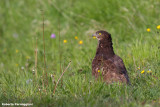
[0,0,160,106]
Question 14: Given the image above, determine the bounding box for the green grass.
[0,0,160,106]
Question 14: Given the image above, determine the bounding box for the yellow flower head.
[147,28,151,32]
[16,49,19,53]
[63,40,67,43]
[141,70,145,74]
[99,33,101,35]
[138,67,140,70]
[147,69,152,73]
[79,40,83,45]
[98,70,100,72]
[26,56,30,59]
[75,36,78,40]
[16,64,19,67]
[93,36,96,39]
[157,25,160,30]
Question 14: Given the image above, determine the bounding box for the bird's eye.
[99,33,101,35]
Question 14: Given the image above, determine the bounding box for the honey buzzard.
[92,30,130,84]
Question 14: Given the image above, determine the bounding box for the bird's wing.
[112,55,130,83]
[112,55,127,74]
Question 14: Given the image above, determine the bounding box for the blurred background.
[0,0,159,71]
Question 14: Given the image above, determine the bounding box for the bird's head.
[92,30,111,41]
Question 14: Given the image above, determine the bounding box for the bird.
[92,30,130,84]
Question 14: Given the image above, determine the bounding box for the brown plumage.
[92,30,130,84]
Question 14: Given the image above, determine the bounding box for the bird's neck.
[96,40,115,58]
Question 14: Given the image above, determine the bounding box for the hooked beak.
[92,33,97,37]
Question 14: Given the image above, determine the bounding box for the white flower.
[21,66,24,70]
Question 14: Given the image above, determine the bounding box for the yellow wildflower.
[141,70,145,74]
[16,49,19,53]
[157,25,160,30]
[138,67,140,70]
[16,64,19,67]
[99,33,101,35]
[79,40,83,45]
[98,70,100,72]
[75,36,78,40]
[93,36,96,39]
[147,69,152,73]
[147,28,151,32]
[26,56,30,59]
[63,40,67,43]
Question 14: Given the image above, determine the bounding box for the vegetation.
[0,0,160,106]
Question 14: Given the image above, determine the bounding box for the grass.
[0,0,160,106]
